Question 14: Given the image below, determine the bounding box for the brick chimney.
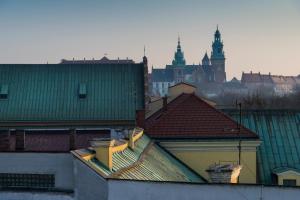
[206,164,242,183]
[90,139,116,171]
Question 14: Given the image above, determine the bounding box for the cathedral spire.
[172,36,186,66]
[177,35,181,51]
[211,26,224,59]
[202,51,210,66]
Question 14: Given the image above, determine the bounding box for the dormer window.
[0,84,8,99]
[79,83,87,98]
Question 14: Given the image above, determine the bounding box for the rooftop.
[60,56,134,64]
[225,109,300,185]
[241,72,300,85]
[0,62,145,125]
[72,131,205,183]
[146,93,259,139]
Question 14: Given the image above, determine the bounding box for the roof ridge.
[191,94,259,138]
[146,93,192,126]
[108,141,154,178]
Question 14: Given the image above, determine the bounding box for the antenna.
[143,45,146,57]
[235,100,242,183]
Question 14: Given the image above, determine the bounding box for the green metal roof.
[225,109,300,185]
[0,64,144,122]
[81,134,204,183]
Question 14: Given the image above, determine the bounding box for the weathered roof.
[72,134,204,183]
[0,63,144,123]
[225,109,300,185]
[241,73,273,84]
[146,93,259,139]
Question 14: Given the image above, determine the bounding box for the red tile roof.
[146,93,259,139]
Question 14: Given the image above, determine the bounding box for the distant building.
[222,77,248,95]
[60,56,135,64]
[151,27,226,97]
[241,72,300,96]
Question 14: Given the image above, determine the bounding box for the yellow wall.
[160,141,260,184]
[277,171,300,186]
[169,83,196,97]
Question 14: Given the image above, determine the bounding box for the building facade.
[151,27,226,97]
[241,72,300,96]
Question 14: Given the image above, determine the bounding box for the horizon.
[0,0,299,79]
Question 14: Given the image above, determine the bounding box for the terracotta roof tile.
[146,93,258,139]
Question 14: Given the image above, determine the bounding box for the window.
[283,179,296,186]
[0,84,8,99]
[0,173,55,189]
[79,83,87,98]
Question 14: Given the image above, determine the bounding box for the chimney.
[69,129,76,150]
[206,164,242,184]
[136,110,145,128]
[163,96,168,111]
[90,139,116,171]
[128,128,144,149]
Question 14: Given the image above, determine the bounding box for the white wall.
[0,153,74,190]
[108,180,300,200]
[0,191,73,200]
[73,158,108,200]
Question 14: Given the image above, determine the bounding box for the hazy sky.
[0,0,299,79]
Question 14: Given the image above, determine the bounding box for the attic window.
[0,84,8,99]
[79,83,87,98]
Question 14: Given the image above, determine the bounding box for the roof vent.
[0,84,8,99]
[206,164,242,183]
[78,83,87,98]
[90,138,128,171]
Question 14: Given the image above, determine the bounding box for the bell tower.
[211,26,226,83]
[172,36,186,66]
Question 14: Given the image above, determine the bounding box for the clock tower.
[211,26,226,83]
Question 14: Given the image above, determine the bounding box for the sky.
[0,0,299,79]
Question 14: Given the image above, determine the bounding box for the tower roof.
[172,36,186,66]
[202,52,209,62]
[214,25,221,38]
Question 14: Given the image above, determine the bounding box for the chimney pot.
[163,96,168,111]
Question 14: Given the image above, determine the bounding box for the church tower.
[211,26,226,83]
[172,37,186,66]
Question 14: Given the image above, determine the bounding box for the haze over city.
[0,0,299,79]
